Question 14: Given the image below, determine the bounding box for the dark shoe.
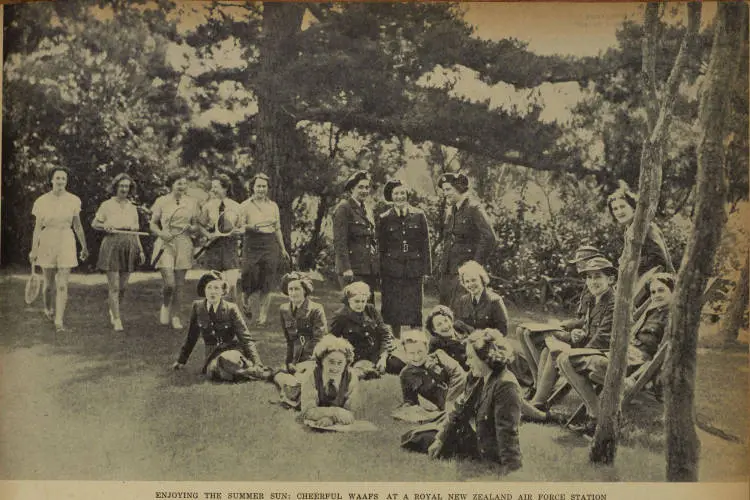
[568,418,597,436]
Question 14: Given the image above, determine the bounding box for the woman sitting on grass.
[424,305,472,369]
[172,271,268,382]
[427,329,522,475]
[397,329,466,413]
[329,281,405,378]
[278,271,327,372]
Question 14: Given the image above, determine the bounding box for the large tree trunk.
[256,2,306,250]
[719,252,749,344]
[664,3,745,481]
[589,2,701,465]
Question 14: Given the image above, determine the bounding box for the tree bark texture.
[589,2,701,465]
[664,1,744,482]
[719,252,749,344]
[256,2,306,250]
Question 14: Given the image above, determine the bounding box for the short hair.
[108,173,137,197]
[48,166,72,184]
[466,328,515,372]
[313,335,355,365]
[165,169,189,189]
[401,329,430,347]
[384,179,410,202]
[438,172,470,194]
[249,173,271,195]
[607,183,638,219]
[424,305,454,335]
[212,173,233,198]
[280,271,314,296]
[647,272,676,294]
[196,270,228,298]
[344,170,372,193]
[343,281,371,303]
[458,260,490,286]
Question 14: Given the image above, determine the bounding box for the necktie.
[209,305,217,323]
[326,379,337,399]
[219,199,225,215]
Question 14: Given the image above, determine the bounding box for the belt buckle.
[299,335,306,346]
[402,241,409,253]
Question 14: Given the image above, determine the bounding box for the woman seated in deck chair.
[556,272,675,432]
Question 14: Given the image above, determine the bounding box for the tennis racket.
[151,205,192,268]
[110,229,151,236]
[193,208,238,259]
[25,263,41,305]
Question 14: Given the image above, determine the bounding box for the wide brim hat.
[383,179,405,202]
[568,246,605,264]
[280,271,314,296]
[437,172,469,192]
[577,256,616,275]
[196,271,226,298]
[344,170,371,192]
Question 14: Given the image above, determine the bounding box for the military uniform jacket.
[178,299,261,371]
[440,198,498,274]
[630,304,668,359]
[333,197,378,276]
[329,304,396,364]
[453,288,510,336]
[279,298,327,366]
[377,206,431,278]
[579,288,615,351]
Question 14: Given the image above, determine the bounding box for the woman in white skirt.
[29,167,89,332]
[149,170,201,329]
[92,173,146,331]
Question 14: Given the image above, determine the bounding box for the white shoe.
[113,319,124,332]
[171,316,183,330]
[159,305,170,325]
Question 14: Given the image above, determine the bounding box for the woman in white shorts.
[149,170,201,329]
[29,167,89,332]
[92,173,146,332]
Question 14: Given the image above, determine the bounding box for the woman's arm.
[436,350,468,410]
[71,214,89,260]
[149,200,166,239]
[174,303,201,367]
[29,217,42,262]
[419,212,432,276]
[231,303,262,365]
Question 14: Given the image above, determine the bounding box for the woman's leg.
[519,327,542,384]
[53,268,72,329]
[159,268,176,325]
[224,268,241,304]
[172,269,187,328]
[257,291,271,325]
[106,271,121,324]
[530,348,559,407]
[42,268,56,318]
[118,272,130,305]
[557,353,601,418]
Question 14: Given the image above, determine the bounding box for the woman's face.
[287,280,306,305]
[403,341,429,366]
[431,314,453,337]
[204,280,225,303]
[441,183,461,205]
[461,272,485,296]
[352,179,371,203]
[466,343,488,377]
[171,177,188,195]
[348,293,368,313]
[391,185,408,206]
[321,351,347,381]
[51,170,68,191]
[650,280,674,308]
[210,180,226,198]
[610,198,635,225]
[116,179,132,198]
[584,270,614,297]
[253,178,269,198]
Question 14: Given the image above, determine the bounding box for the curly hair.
[647,272,676,294]
[280,271,314,296]
[313,335,355,365]
[211,173,233,198]
[48,166,72,184]
[342,281,371,303]
[165,169,189,189]
[400,329,430,347]
[466,329,515,372]
[458,260,490,286]
[108,173,137,197]
[607,181,638,220]
[424,305,454,335]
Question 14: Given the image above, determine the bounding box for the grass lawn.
[0,269,747,482]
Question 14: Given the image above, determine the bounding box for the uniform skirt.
[36,227,77,269]
[381,275,423,326]
[199,235,240,271]
[241,232,280,294]
[97,233,140,272]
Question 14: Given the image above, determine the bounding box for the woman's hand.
[79,248,89,261]
[315,416,335,428]
[427,438,443,459]
[28,250,37,264]
[334,410,355,425]
[375,353,389,374]
[138,250,146,265]
[281,249,291,264]
[570,328,587,344]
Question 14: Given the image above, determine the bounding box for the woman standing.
[427,329,522,475]
[332,170,378,302]
[239,173,290,326]
[29,167,90,332]
[377,180,431,338]
[92,173,146,331]
[150,170,201,329]
[437,173,497,309]
[198,174,242,301]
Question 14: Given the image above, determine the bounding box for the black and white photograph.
[0,0,748,492]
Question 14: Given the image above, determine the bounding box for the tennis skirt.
[36,227,77,269]
[152,233,193,270]
[97,233,140,272]
[199,236,240,271]
[241,232,280,294]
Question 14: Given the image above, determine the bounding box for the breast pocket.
[349,219,372,237]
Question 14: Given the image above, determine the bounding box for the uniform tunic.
[332,197,379,293]
[329,304,396,365]
[279,298,327,366]
[377,206,431,326]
